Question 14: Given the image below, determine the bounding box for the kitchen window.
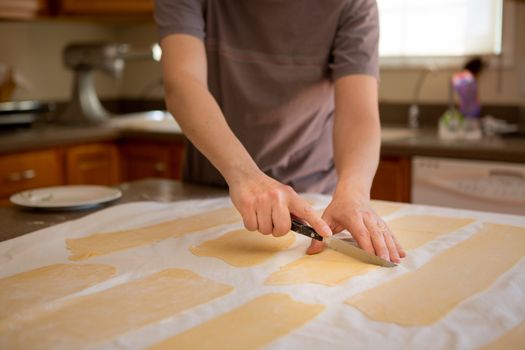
[378,0,505,65]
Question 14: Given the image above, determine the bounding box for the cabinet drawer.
[0,150,64,197]
[65,143,120,186]
[120,140,184,181]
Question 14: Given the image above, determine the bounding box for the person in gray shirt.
[155,0,404,262]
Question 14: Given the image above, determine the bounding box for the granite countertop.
[1,112,524,163]
[381,128,525,163]
[0,111,185,154]
[0,179,227,242]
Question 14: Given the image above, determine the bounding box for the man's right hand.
[228,172,333,238]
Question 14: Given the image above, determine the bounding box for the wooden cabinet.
[371,156,411,202]
[58,0,153,15]
[0,139,185,204]
[119,140,184,181]
[0,142,122,204]
[0,149,64,198]
[0,0,47,19]
[65,143,120,186]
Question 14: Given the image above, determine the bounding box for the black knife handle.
[290,218,324,241]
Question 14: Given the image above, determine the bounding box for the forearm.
[333,75,381,196]
[163,71,260,186]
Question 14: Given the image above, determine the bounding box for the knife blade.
[290,218,397,268]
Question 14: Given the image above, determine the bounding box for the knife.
[290,218,397,268]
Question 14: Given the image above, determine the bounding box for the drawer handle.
[7,172,22,182]
[6,169,36,182]
[22,169,36,180]
[155,162,166,172]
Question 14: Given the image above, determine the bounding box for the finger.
[235,196,257,231]
[343,213,375,255]
[241,209,258,231]
[362,213,390,261]
[256,202,273,235]
[392,234,406,258]
[383,230,400,263]
[271,199,292,237]
[289,198,332,237]
[306,238,325,255]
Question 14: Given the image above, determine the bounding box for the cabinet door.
[59,0,153,14]
[371,156,411,202]
[120,141,184,181]
[65,143,120,185]
[0,149,64,198]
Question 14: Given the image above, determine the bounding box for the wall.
[0,20,125,101]
[379,1,525,105]
[0,1,523,105]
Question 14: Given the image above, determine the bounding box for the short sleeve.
[154,0,205,41]
[329,0,379,80]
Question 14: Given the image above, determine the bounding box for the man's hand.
[229,172,332,239]
[307,187,405,263]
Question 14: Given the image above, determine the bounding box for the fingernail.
[321,225,332,237]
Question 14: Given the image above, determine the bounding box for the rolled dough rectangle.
[346,223,525,326]
[148,293,324,350]
[0,264,117,326]
[265,215,474,286]
[190,230,295,267]
[370,200,405,217]
[67,206,241,260]
[0,268,233,350]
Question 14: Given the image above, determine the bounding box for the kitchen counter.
[381,128,525,163]
[1,112,524,162]
[0,111,184,154]
[0,179,227,242]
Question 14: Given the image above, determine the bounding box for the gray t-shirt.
[155,0,379,194]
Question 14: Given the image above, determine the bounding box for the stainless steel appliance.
[58,42,160,125]
[412,156,525,215]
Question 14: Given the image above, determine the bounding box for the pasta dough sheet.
[481,320,525,350]
[67,206,241,261]
[265,249,377,286]
[387,215,475,250]
[346,223,525,326]
[370,200,405,217]
[0,268,233,350]
[265,215,474,286]
[0,264,116,326]
[315,200,404,218]
[148,293,324,350]
[190,230,295,267]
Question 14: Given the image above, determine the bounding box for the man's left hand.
[307,187,405,263]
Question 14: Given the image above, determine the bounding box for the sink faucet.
[408,67,435,129]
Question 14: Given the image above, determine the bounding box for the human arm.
[160,34,332,238]
[307,75,405,262]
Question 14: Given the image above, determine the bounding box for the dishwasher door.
[412,157,525,215]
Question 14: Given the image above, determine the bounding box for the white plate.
[10,185,122,210]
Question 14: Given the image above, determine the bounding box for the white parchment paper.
[1,195,524,350]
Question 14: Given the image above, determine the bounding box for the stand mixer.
[58,42,160,125]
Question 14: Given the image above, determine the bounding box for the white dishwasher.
[412,157,525,215]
